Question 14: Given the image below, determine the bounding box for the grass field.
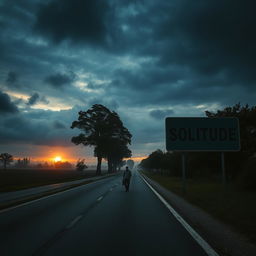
[142,170,256,243]
[0,168,107,192]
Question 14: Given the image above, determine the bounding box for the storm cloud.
[44,72,76,88]
[150,109,174,120]
[34,0,113,47]
[0,91,19,114]
[0,0,256,158]
[27,93,40,106]
[6,71,19,85]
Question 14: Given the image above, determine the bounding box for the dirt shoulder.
[140,171,256,256]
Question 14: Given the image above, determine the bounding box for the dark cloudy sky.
[0,0,255,162]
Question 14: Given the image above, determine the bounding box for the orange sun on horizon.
[54,156,62,162]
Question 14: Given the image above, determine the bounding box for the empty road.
[0,171,211,256]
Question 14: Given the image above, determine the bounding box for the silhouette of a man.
[123,166,132,192]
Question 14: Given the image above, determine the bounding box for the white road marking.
[66,215,83,229]
[97,196,103,201]
[140,174,219,256]
[0,177,116,214]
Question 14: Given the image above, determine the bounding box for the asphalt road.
[0,172,112,205]
[0,171,208,256]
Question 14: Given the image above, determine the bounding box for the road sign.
[165,117,240,151]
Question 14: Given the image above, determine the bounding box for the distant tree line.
[71,104,132,175]
[15,158,30,168]
[54,161,73,169]
[0,154,75,170]
[76,159,88,171]
[0,153,13,170]
[139,103,256,191]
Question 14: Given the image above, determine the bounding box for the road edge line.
[139,173,219,256]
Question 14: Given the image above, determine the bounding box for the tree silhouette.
[54,161,72,169]
[15,157,30,168]
[71,104,132,175]
[106,141,132,172]
[0,153,13,170]
[206,103,256,179]
[76,159,88,171]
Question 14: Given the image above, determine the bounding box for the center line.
[97,196,103,201]
[66,215,83,229]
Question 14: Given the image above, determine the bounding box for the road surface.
[0,173,114,205]
[0,171,209,256]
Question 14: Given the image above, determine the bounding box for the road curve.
[0,171,208,256]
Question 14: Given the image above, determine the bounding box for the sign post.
[182,153,186,194]
[221,152,226,187]
[165,117,240,193]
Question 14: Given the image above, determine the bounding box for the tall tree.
[206,103,256,158]
[205,103,256,179]
[71,104,132,175]
[104,112,132,172]
[0,153,13,170]
[106,141,132,172]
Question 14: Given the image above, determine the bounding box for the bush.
[237,157,256,191]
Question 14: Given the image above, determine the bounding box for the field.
[0,168,108,192]
[142,171,256,243]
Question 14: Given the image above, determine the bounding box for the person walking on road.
[123,166,132,192]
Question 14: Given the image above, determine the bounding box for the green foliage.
[139,150,182,176]
[187,152,220,178]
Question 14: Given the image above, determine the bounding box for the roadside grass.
[0,169,107,192]
[142,170,256,243]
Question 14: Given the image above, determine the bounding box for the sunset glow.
[54,156,62,162]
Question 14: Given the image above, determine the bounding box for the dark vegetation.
[15,158,30,168]
[76,159,88,171]
[140,103,256,191]
[71,104,132,175]
[54,161,73,169]
[0,153,13,170]
[0,169,102,192]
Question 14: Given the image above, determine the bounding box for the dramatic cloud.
[151,0,256,84]
[150,109,174,120]
[44,72,76,88]
[0,0,256,160]
[0,108,78,146]
[0,91,19,113]
[34,0,113,46]
[26,93,49,106]
[53,120,66,129]
[27,93,40,106]
[6,71,19,86]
